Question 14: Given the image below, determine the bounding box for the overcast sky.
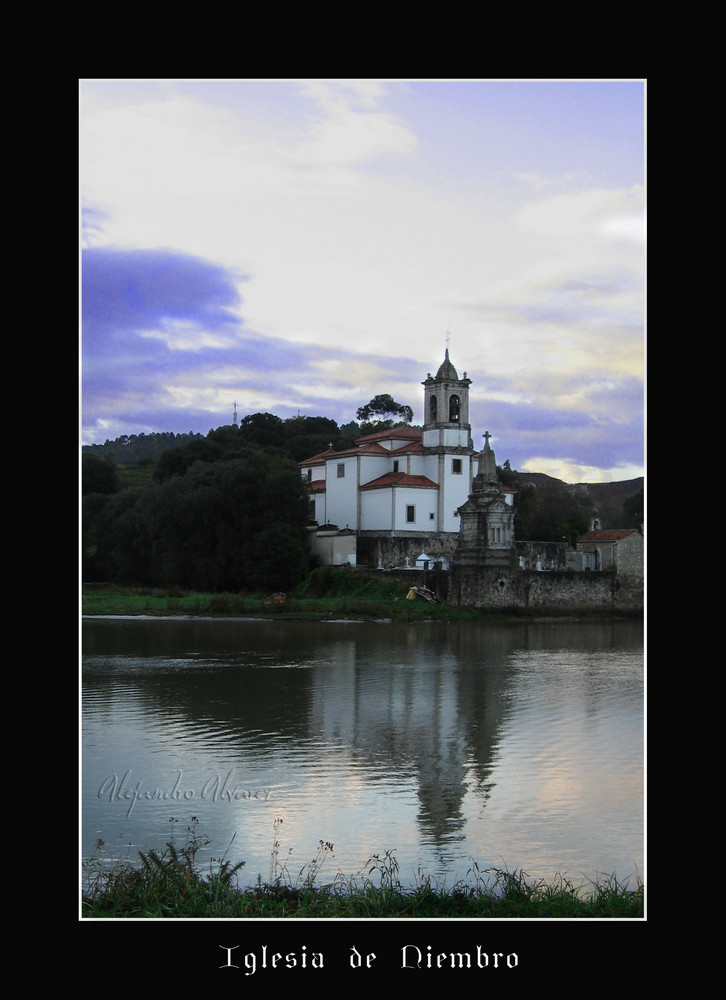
[81,78,645,483]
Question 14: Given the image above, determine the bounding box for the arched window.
[430,395,437,421]
[449,394,460,422]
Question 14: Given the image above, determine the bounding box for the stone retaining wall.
[445,566,643,614]
[322,532,644,614]
[356,532,459,570]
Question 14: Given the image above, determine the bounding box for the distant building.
[576,528,644,579]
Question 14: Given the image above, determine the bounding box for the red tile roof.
[299,427,424,466]
[390,440,425,455]
[356,426,423,444]
[360,472,438,491]
[299,451,334,465]
[579,529,639,541]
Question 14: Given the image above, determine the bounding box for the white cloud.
[599,212,646,242]
[513,185,645,244]
[292,80,417,167]
[137,324,240,352]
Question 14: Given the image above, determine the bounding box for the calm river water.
[81,617,644,891]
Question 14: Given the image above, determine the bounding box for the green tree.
[338,420,362,441]
[514,482,590,544]
[83,431,203,466]
[237,412,286,449]
[82,453,120,495]
[153,426,246,481]
[497,460,517,488]
[89,444,311,592]
[92,485,158,585]
[250,522,311,591]
[82,492,113,580]
[356,393,413,430]
[153,439,211,481]
[282,415,344,462]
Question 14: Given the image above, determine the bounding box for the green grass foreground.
[82,567,626,624]
[82,824,644,919]
[82,582,486,622]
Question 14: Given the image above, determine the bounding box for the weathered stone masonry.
[444,565,642,614]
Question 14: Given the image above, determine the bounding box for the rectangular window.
[337,463,345,478]
[406,505,415,523]
[306,468,312,481]
[429,512,435,520]
[393,460,399,473]
[452,458,462,474]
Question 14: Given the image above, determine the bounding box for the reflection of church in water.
[308,626,520,859]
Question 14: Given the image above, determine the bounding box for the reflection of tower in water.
[309,625,519,857]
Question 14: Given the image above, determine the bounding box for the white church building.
[300,350,511,569]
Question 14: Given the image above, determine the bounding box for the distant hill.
[513,471,565,490]
[513,472,643,529]
[515,471,641,497]
[573,478,643,509]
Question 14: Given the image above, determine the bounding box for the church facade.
[300,350,513,568]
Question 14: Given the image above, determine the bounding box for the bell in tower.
[422,348,473,451]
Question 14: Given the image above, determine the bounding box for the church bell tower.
[422,348,473,451]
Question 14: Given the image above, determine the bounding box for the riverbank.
[82,580,639,624]
[81,586,493,622]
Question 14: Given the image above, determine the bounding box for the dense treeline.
[82,414,642,592]
[83,425,316,591]
[83,417,363,472]
[81,414,399,591]
[81,395,420,469]
[82,431,205,466]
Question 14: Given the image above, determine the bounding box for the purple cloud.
[81,244,412,441]
[82,246,244,346]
